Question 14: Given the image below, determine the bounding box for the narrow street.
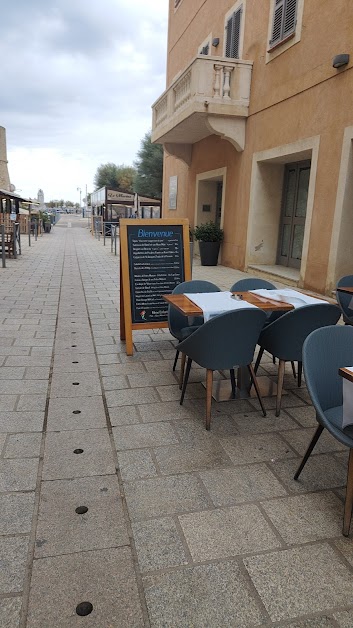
[1,218,353,627]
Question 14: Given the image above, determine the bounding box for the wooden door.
[277,160,311,269]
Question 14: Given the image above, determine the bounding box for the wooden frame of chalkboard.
[119,218,191,355]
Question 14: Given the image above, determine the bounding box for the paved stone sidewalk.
[1,217,353,627]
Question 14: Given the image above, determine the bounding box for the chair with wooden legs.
[177,308,267,430]
[294,325,353,536]
[254,303,341,416]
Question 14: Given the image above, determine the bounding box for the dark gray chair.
[336,275,353,325]
[168,280,220,374]
[294,325,353,536]
[230,277,296,373]
[230,277,276,292]
[178,308,267,430]
[254,303,341,416]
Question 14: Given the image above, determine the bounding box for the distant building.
[152,0,353,294]
[91,187,161,223]
[0,126,11,191]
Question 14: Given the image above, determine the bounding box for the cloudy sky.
[1,0,168,203]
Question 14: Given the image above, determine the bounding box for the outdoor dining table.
[163,290,294,401]
[336,287,353,295]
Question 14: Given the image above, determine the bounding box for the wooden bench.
[0,232,15,257]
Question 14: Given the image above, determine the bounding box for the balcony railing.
[152,55,253,152]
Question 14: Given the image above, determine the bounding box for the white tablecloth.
[250,289,327,309]
[343,367,353,429]
[184,291,257,322]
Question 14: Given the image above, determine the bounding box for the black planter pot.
[199,241,221,266]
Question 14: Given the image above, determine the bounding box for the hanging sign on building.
[107,189,135,202]
[119,218,191,355]
[169,176,178,209]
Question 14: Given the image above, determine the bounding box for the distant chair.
[254,303,341,416]
[336,275,353,325]
[294,325,353,536]
[168,280,220,375]
[230,277,276,292]
[178,308,267,430]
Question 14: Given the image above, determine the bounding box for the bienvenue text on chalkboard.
[127,224,185,324]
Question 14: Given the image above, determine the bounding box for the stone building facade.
[152,0,353,294]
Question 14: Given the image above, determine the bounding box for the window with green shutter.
[269,0,298,49]
[225,7,242,59]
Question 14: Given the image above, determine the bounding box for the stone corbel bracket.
[205,115,246,152]
[164,143,193,166]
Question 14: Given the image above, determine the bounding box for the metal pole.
[13,222,17,259]
[35,220,38,241]
[111,226,113,253]
[103,222,106,246]
[28,207,31,247]
[115,225,117,255]
[1,225,6,268]
[17,223,21,255]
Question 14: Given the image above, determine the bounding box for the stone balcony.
[151,55,253,164]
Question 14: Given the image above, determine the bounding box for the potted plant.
[193,221,224,266]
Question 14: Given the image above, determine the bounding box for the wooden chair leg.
[276,359,286,417]
[180,358,192,405]
[291,361,297,379]
[248,363,266,417]
[230,368,236,398]
[205,369,213,431]
[298,361,303,388]
[343,448,353,536]
[294,424,324,480]
[179,353,186,390]
[254,347,264,374]
[173,349,179,372]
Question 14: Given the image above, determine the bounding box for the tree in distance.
[93,163,135,192]
[134,131,163,200]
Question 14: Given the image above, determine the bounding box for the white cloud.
[1,0,168,201]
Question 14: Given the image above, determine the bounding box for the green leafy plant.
[193,221,224,242]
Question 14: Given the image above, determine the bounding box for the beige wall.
[162,0,353,293]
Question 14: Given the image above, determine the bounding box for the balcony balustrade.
[152,55,253,163]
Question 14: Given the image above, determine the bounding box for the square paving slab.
[46,396,106,431]
[143,560,266,627]
[35,475,128,557]
[179,503,281,561]
[0,536,30,594]
[27,547,144,627]
[244,543,353,622]
[42,429,115,480]
[124,475,212,521]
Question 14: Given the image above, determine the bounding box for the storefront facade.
[152,0,353,294]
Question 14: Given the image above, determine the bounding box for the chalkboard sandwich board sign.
[120,219,191,355]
